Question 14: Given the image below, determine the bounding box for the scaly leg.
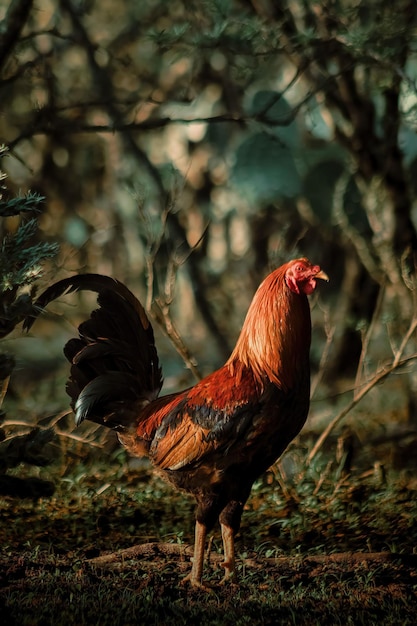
[182,520,207,587]
[220,522,235,583]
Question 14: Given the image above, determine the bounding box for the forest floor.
[1,439,417,626]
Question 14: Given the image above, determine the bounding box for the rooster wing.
[140,369,263,472]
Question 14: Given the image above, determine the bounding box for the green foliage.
[303,160,345,223]
[232,133,301,203]
[0,218,59,291]
[0,149,58,294]
[0,149,59,492]
[146,0,263,54]
[0,191,44,217]
[231,90,303,204]
[249,91,299,141]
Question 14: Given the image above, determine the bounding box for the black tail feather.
[24,274,151,332]
[24,274,163,429]
[73,372,148,428]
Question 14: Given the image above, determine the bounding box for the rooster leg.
[220,522,235,583]
[181,520,207,587]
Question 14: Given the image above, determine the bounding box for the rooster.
[24,258,328,586]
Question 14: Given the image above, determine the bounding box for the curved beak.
[315,268,329,282]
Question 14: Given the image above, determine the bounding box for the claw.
[180,573,210,590]
[219,559,235,585]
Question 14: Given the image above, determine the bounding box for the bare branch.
[150,241,205,381]
[354,283,386,394]
[306,248,417,468]
[306,350,417,468]
[60,0,166,201]
[310,303,335,399]
[152,298,202,381]
[0,0,34,74]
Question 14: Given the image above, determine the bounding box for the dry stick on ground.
[86,541,417,572]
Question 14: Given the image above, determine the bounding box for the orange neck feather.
[227,264,312,392]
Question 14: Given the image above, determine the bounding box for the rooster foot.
[219,559,236,585]
[180,573,213,592]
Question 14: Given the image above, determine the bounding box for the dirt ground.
[2,460,417,625]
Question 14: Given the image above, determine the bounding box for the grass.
[1,446,417,625]
[2,549,416,626]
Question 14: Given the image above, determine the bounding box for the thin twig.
[152,298,202,381]
[310,303,335,399]
[54,429,108,448]
[139,197,207,381]
[0,0,34,74]
[0,376,10,410]
[354,283,386,395]
[306,351,417,467]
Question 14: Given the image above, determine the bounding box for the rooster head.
[285,258,329,296]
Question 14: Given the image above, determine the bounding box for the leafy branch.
[0,191,44,217]
[0,146,60,498]
[0,219,59,292]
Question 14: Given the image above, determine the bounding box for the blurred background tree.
[1,0,417,463]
